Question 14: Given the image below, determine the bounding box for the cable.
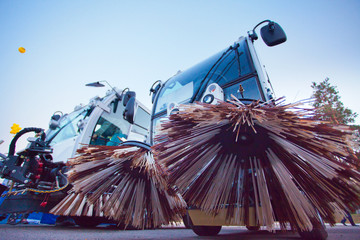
[2,170,69,197]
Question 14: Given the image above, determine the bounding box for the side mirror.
[49,112,63,130]
[123,97,136,124]
[150,80,162,103]
[260,21,287,47]
[122,91,136,106]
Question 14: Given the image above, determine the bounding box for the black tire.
[298,222,328,240]
[74,216,101,228]
[182,214,191,229]
[246,225,260,231]
[54,216,75,227]
[191,225,222,236]
[186,211,221,236]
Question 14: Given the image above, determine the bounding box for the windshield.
[223,77,263,103]
[154,60,213,115]
[154,39,252,115]
[46,107,90,144]
[151,38,266,144]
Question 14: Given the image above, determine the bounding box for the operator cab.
[150,21,286,144]
[46,89,151,163]
[151,38,273,143]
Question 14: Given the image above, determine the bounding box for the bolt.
[24,180,29,184]
[12,170,16,173]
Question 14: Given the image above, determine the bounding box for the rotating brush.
[152,97,360,231]
[51,144,186,229]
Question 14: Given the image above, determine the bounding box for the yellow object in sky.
[10,124,22,134]
[18,47,26,53]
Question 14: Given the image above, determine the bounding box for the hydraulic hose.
[0,153,6,159]
[2,170,70,197]
[8,127,45,156]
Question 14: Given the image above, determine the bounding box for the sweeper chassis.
[183,208,327,239]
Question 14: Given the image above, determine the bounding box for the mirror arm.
[253,20,273,32]
[120,88,129,101]
[86,80,122,99]
[248,20,273,41]
[150,80,162,95]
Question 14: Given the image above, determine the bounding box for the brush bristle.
[51,145,186,229]
[152,97,360,231]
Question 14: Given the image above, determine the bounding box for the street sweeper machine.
[146,20,341,239]
[0,20,359,240]
[0,87,150,226]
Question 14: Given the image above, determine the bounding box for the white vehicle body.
[46,89,150,163]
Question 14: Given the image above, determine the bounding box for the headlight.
[203,94,215,104]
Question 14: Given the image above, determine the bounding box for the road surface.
[0,224,359,240]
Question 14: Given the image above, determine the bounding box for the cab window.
[90,100,130,146]
[153,41,252,115]
[213,43,252,86]
[48,109,89,146]
[132,107,150,136]
[223,77,263,103]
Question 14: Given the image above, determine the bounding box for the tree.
[311,78,358,124]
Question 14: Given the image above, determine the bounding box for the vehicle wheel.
[246,225,260,231]
[74,216,101,228]
[191,225,222,236]
[186,211,221,236]
[182,214,191,229]
[298,222,328,240]
[55,216,75,227]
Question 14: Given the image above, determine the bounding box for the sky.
[0,0,359,154]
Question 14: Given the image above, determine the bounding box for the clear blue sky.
[1,0,359,153]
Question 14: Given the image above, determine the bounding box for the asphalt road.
[0,224,359,240]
